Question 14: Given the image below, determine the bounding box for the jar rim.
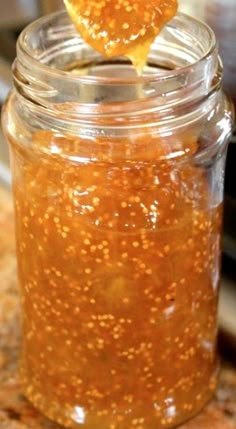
[17,10,216,86]
[12,10,222,131]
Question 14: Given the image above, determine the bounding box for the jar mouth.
[13,10,221,127]
[17,10,217,85]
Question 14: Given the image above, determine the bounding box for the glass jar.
[2,11,234,429]
[205,0,236,111]
[179,0,236,267]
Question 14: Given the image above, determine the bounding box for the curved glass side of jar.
[2,11,234,429]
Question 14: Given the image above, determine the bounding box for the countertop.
[0,186,236,429]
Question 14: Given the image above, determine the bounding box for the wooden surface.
[0,186,236,429]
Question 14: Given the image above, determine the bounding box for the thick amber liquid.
[11,131,221,429]
[64,0,177,71]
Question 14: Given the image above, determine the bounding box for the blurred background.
[0,0,64,183]
[0,0,235,348]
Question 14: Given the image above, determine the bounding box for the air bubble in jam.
[63,0,178,72]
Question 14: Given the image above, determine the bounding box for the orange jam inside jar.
[2,10,234,429]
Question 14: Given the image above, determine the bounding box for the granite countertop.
[0,186,236,429]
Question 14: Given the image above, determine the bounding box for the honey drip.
[64,0,178,72]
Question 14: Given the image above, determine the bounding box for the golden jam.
[64,0,178,71]
[11,129,221,429]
